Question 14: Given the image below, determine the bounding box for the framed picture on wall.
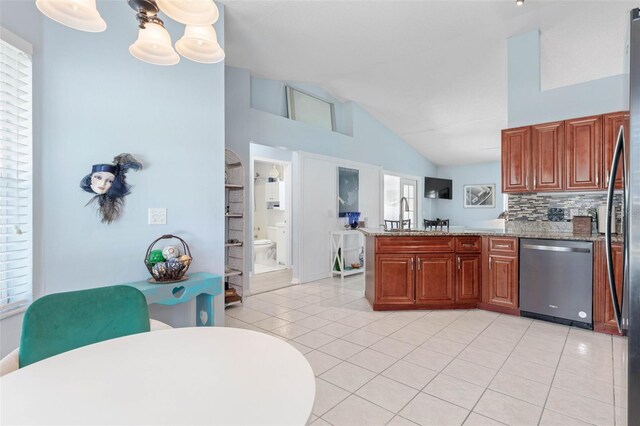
[337,167,359,217]
[463,184,496,208]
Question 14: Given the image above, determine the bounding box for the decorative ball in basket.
[144,234,192,283]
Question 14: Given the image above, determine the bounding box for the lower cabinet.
[415,254,455,304]
[481,237,519,314]
[456,254,481,303]
[594,241,624,334]
[486,254,519,308]
[375,254,414,305]
[373,240,480,308]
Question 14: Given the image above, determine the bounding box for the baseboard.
[300,272,331,283]
[477,302,520,316]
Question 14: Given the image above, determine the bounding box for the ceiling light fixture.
[516,0,525,6]
[35,0,106,32]
[35,0,224,66]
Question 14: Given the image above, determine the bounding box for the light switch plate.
[148,208,167,225]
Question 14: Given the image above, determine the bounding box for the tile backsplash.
[507,193,623,233]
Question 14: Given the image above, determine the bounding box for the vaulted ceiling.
[223,0,635,166]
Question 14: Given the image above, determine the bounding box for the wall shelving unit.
[225,149,245,307]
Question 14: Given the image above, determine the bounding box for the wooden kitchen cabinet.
[501,111,629,194]
[501,127,531,193]
[603,111,629,190]
[415,254,455,305]
[487,255,518,309]
[375,254,415,305]
[480,237,519,315]
[368,236,481,310]
[594,241,624,335]
[456,254,481,303]
[565,115,602,190]
[531,121,564,192]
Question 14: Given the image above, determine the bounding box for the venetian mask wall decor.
[80,153,142,224]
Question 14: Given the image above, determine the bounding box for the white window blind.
[0,31,32,317]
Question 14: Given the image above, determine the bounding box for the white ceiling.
[222,0,636,166]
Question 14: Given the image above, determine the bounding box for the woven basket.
[144,234,192,283]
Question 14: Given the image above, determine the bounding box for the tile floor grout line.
[318,364,422,423]
[535,323,570,426]
[537,327,618,426]
[387,310,504,425]
[316,309,491,423]
[610,334,620,426]
[227,276,627,426]
[460,314,536,426]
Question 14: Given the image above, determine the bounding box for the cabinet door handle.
[489,257,492,270]
[596,171,600,186]
[462,243,474,247]
[495,244,509,249]
[416,258,420,270]
[533,175,537,189]
[457,257,461,270]
[410,258,414,270]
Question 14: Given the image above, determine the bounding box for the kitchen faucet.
[400,197,410,231]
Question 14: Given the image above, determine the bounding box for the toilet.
[254,227,277,265]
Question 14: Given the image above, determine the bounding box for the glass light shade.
[129,22,180,66]
[268,165,280,179]
[175,25,225,64]
[36,0,106,32]
[156,0,219,26]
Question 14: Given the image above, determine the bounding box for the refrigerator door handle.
[605,125,625,334]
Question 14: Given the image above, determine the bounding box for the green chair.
[0,285,171,374]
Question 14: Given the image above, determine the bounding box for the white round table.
[0,327,315,425]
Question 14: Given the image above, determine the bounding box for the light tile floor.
[225,275,628,426]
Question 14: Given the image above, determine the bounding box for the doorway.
[250,158,293,294]
[383,174,419,229]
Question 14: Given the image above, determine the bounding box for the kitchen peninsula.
[359,228,623,335]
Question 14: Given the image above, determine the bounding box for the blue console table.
[124,272,222,326]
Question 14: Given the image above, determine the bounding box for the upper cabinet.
[565,115,602,191]
[502,112,626,194]
[603,111,629,190]
[501,127,531,193]
[532,121,564,192]
[265,181,285,209]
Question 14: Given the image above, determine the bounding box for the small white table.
[0,328,315,425]
[331,230,365,279]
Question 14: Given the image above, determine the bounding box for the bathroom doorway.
[251,158,293,294]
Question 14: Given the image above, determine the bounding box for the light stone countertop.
[357,228,624,243]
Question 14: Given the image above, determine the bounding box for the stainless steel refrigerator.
[605,8,640,422]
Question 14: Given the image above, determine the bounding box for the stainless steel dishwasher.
[519,239,593,329]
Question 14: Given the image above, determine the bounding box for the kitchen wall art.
[463,184,496,208]
[80,153,142,224]
[337,166,359,217]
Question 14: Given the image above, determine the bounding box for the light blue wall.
[432,30,631,227]
[433,162,504,228]
[0,1,226,356]
[226,66,437,279]
[508,30,629,127]
[246,74,436,178]
[250,78,354,136]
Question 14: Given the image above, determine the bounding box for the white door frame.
[249,156,293,292]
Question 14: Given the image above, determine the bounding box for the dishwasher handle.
[521,244,591,253]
